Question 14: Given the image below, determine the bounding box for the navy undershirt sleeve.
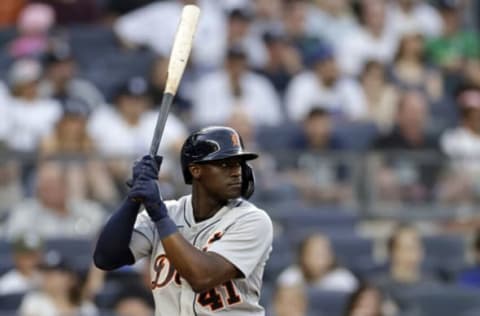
[93,198,140,270]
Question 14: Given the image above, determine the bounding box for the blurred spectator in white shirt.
[88,76,187,196]
[4,59,62,153]
[277,233,358,292]
[387,0,443,38]
[306,0,358,50]
[439,86,480,204]
[114,0,227,71]
[0,234,43,295]
[338,0,400,76]
[39,43,105,112]
[193,46,282,127]
[5,160,107,239]
[285,43,367,121]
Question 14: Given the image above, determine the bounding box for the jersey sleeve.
[207,210,273,279]
[129,210,155,261]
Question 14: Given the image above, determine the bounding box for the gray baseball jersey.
[129,194,273,316]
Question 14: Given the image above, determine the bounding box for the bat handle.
[149,93,175,157]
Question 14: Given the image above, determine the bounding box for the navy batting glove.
[126,155,163,188]
[128,178,167,221]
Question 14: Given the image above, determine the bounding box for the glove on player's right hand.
[127,155,163,188]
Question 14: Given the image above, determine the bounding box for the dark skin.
[159,157,244,293]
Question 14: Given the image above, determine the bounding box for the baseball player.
[94,126,273,315]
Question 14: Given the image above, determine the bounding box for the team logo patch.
[231,133,240,147]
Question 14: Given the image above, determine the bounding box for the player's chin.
[224,183,242,198]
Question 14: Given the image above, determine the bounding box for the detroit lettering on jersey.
[129,195,273,316]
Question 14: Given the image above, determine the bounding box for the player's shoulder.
[231,199,272,224]
[163,195,189,216]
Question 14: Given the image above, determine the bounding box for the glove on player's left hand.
[128,179,167,222]
[127,155,163,188]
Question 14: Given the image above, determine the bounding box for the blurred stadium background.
[0,0,480,315]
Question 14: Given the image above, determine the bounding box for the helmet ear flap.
[241,162,255,199]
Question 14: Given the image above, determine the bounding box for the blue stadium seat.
[398,285,480,316]
[0,240,14,275]
[332,121,379,151]
[255,124,304,152]
[423,235,467,279]
[45,238,94,272]
[0,292,25,311]
[307,289,350,316]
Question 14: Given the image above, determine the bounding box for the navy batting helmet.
[181,126,258,199]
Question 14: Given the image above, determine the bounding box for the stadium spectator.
[114,0,226,70]
[277,233,358,292]
[32,0,100,25]
[5,160,107,239]
[4,59,62,153]
[19,250,98,316]
[8,3,55,59]
[389,31,444,102]
[284,108,353,203]
[372,91,441,202]
[306,0,358,50]
[373,225,439,303]
[256,30,302,100]
[112,282,154,316]
[344,284,399,316]
[360,60,398,132]
[282,0,321,64]
[88,76,187,197]
[193,45,282,126]
[0,233,43,295]
[338,0,399,76]
[387,0,443,38]
[40,98,120,206]
[427,0,480,92]
[271,283,308,316]
[286,43,367,122]
[39,44,105,112]
[439,85,480,204]
[458,229,480,288]
[226,7,267,68]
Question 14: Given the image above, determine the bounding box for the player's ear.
[189,164,201,181]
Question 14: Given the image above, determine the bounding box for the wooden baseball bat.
[149,4,201,156]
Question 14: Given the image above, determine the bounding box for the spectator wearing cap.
[458,229,480,288]
[337,0,400,76]
[193,45,282,126]
[439,86,480,204]
[256,30,302,99]
[285,43,367,122]
[8,3,55,58]
[426,0,480,88]
[38,44,105,112]
[88,76,187,196]
[19,250,98,316]
[226,7,268,68]
[40,98,120,206]
[5,160,107,239]
[0,233,43,295]
[4,59,62,153]
[114,0,226,70]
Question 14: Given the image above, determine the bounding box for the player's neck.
[191,186,226,222]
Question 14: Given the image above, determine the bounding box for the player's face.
[196,157,243,200]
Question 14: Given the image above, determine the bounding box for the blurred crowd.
[0,0,479,315]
